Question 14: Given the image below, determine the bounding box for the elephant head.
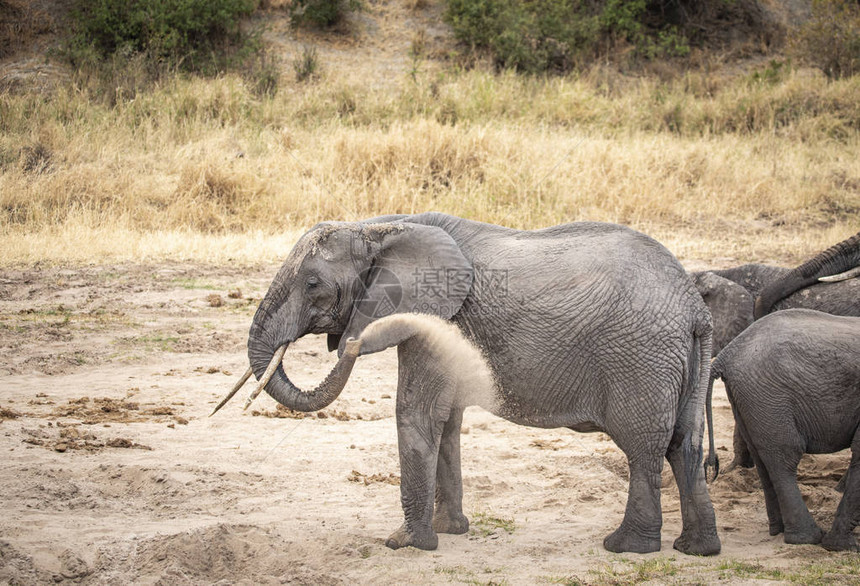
[692,271,754,354]
[212,220,473,414]
[754,231,860,319]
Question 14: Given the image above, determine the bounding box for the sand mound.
[0,540,44,584]
[93,524,339,584]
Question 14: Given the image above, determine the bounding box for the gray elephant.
[755,231,860,319]
[691,271,755,355]
[705,309,860,551]
[692,233,860,474]
[214,212,720,556]
[693,255,860,353]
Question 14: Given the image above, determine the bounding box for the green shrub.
[67,0,259,74]
[790,0,860,79]
[289,0,362,28]
[294,46,321,82]
[443,0,691,74]
[445,0,596,73]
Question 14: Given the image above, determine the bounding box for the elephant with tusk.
[213,212,720,556]
[691,230,860,475]
[755,230,860,319]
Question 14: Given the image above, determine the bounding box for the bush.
[444,0,691,74]
[294,46,321,82]
[791,0,860,79]
[445,0,598,73]
[289,0,362,28]
[67,0,259,74]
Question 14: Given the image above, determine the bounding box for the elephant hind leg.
[723,425,755,474]
[755,447,823,545]
[603,453,664,554]
[737,416,784,536]
[666,428,721,556]
[822,431,860,552]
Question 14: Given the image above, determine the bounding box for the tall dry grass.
[1,64,858,266]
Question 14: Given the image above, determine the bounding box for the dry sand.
[0,262,855,584]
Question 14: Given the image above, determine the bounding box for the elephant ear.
[339,223,473,355]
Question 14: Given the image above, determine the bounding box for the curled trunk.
[248,338,361,412]
[755,232,860,319]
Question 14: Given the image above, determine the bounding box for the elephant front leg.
[433,407,469,535]
[385,411,442,551]
[603,456,663,554]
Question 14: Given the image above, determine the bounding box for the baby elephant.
[707,309,860,551]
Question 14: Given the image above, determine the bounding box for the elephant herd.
[693,232,860,551]
[213,213,859,556]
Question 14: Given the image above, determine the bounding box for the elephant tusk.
[819,266,860,283]
[243,344,288,411]
[209,366,253,416]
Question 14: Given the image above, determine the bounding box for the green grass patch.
[119,333,181,352]
[470,512,516,537]
[169,277,219,290]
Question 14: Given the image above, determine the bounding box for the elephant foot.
[673,530,721,556]
[603,524,660,554]
[768,520,784,536]
[384,524,438,551]
[821,530,859,552]
[432,511,469,535]
[784,524,824,545]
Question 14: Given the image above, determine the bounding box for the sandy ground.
[0,261,855,585]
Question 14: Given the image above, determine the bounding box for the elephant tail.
[704,364,720,483]
[677,314,713,494]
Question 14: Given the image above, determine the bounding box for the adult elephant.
[692,232,860,474]
[755,231,860,318]
[693,249,860,353]
[217,212,720,556]
[691,271,756,355]
[693,258,860,352]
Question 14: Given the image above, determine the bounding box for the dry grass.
[1,63,858,267]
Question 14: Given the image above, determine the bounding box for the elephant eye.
[306,277,320,290]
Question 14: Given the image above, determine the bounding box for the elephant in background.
[694,229,860,338]
[693,256,860,352]
[691,271,755,355]
[693,232,860,474]
[706,309,860,551]
[214,212,721,556]
[755,231,860,318]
